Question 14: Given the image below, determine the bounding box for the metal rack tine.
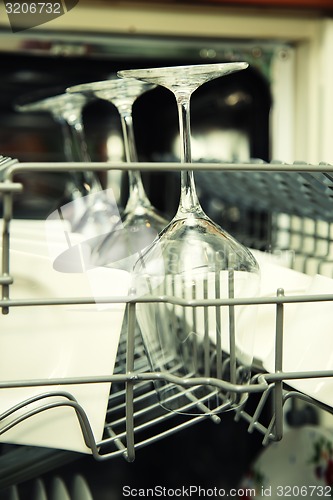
[2,159,333,473]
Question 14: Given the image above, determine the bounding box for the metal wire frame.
[0,292,333,463]
[1,160,333,467]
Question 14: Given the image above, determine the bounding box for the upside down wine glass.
[16,92,119,237]
[67,78,168,271]
[118,63,260,416]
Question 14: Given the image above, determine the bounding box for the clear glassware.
[16,92,119,237]
[67,77,168,271]
[17,92,95,187]
[118,62,260,416]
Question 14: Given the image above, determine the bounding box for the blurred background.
[0,0,333,498]
[0,0,332,222]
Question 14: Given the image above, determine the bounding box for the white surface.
[252,256,312,364]
[166,268,260,366]
[250,248,293,269]
[169,249,311,365]
[137,248,312,368]
[264,274,333,408]
[240,426,333,498]
[0,222,130,453]
[136,266,260,370]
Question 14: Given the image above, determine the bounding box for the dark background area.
[0,31,272,221]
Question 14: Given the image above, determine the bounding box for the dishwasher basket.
[0,157,333,486]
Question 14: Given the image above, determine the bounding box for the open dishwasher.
[0,153,333,498]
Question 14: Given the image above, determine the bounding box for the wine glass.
[118,63,260,416]
[16,92,95,186]
[67,77,168,271]
[16,92,120,237]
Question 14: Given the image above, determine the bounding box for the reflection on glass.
[118,63,260,416]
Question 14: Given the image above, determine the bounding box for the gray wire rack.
[1,158,333,482]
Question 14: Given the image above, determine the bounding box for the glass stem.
[120,111,152,213]
[175,92,204,218]
[71,119,91,163]
[58,117,88,198]
[70,118,103,194]
[58,114,102,196]
[59,117,74,163]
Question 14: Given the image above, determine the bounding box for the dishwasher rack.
[1,158,333,484]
